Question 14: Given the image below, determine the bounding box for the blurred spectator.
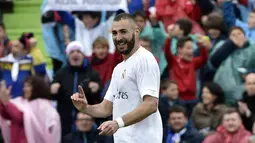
[41,11,75,73]
[134,10,168,74]
[192,82,227,136]
[139,36,159,62]
[165,19,196,55]
[159,79,183,127]
[238,73,255,132]
[163,105,204,143]
[0,76,61,143]
[89,36,122,86]
[203,108,252,143]
[51,41,102,136]
[20,32,47,77]
[164,36,209,101]
[0,23,11,58]
[0,38,47,98]
[58,11,114,56]
[153,0,205,34]
[63,112,105,143]
[201,12,228,82]
[223,1,255,40]
[211,27,255,104]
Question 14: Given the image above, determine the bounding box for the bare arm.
[71,86,113,118]
[83,99,113,118]
[121,95,158,126]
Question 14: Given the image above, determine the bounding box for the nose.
[115,33,123,41]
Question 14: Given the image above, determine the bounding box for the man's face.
[230,29,246,43]
[68,50,84,66]
[75,113,94,132]
[135,15,146,31]
[0,26,5,40]
[82,14,99,29]
[178,41,193,61]
[168,112,187,132]
[139,39,152,52]
[93,44,108,60]
[248,12,255,29]
[222,113,241,133]
[112,19,137,55]
[11,40,27,57]
[245,74,255,96]
[162,83,179,100]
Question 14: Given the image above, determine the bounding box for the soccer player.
[71,13,162,143]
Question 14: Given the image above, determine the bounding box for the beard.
[114,33,135,55]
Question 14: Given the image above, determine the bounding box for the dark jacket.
[163,126,204,143]
[52,59,103,136]
[63,130,105,143]
[159,96,183,127]
[240,92,255,132]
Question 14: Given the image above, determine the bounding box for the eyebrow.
[112,28,128,32]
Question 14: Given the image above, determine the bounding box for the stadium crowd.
[1,0,255,142]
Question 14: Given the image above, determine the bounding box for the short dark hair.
[175,19,192,36]
[204,12,224,31]
[160,79,176,91]
[169,105,188,118]
[250,9,255,14]
[24,76,51,101]
[0,23,5,30]
[177,36,193,49]
[203,82,225,105]
[133,10,147,20]
[229,26,245,35]
[114,13,136,24]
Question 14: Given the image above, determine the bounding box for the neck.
[122,43,139,60]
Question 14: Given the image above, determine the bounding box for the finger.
[78,86,85,98]
[98,122,106,130]
[99,126,111,136]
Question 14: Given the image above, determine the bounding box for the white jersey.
[104,47,163,143]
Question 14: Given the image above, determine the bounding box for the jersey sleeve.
[136,54,160,99]
[104,68,116,102]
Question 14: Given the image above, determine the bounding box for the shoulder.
[135,47,158,69]
[193,102,204,112]
[203,132,221,143]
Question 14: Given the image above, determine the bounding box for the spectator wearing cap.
[203,108,252,143]
[191,82,228,136]
[20,32,47,77]
[0,37,46,98]
[50,41,103,137]
[0,23,11,58]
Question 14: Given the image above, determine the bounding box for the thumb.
[78,85,86,98]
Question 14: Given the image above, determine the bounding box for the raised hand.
[71,85,88,112]
[0,81,11,105]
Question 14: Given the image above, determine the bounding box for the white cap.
[66,41,85,55]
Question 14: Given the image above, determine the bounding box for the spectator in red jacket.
[89,36,122,86]
[164,36,209,101]
[203,108,252,143]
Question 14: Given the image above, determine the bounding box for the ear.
[135,27,140,36]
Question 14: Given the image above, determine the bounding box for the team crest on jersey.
[122,69,126,79]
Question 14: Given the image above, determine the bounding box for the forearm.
[83,101,112,118]
[121,100,157,127]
